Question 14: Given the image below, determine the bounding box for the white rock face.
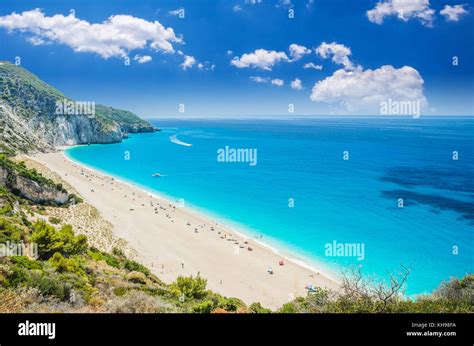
[0,166,69,204]
[0,101,123,152]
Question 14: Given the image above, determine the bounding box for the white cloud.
[0,9,182,59]
[250,76,269,83]
[304,62,323,70]
[367,0,435,27]
[233,5,242,12]
[277,0,293,8]
[180,55,196,70]
[310,65,427,113]
[315,42,354,70]
[227,50,233,55]
[291,78,303,90]
[306,0,315,9]
[289,43,311,61]
[440,4,469,22]
[271,78,284,87]
[245,0,263,4]
[197,62,204,70]
[231,48,289,71]
[169,8,185,17]
[133,54,152,64]
[27,36,47,46]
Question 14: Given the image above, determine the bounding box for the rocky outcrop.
[0,61,156,153]
[0,166,68,204]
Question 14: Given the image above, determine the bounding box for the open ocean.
[66,117,473,295]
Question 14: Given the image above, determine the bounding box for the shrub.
[434,275,474,303]
[278,301,300,313]
[26,271,71,301]
[112,247,125,257]
[170,274,207,300]
[58,225,87,256]
[48,252,86,278]
[249,302,272,313]
[48,217,61,225]
[124,259,150,276]
[31,222,87,260]
[68,194,83,205]
[126,271,147,284]
[30,221,63,260]
[0,198,13,215]
[192,300,214,313]
[113,287,127,297]
[0,217,24,243]
[218,297,246,312]
[87,248,121,269]
[106,290,172,313]
[10,256,42,270]
[1,262,29,288]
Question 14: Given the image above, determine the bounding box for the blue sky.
[0,0,473,117]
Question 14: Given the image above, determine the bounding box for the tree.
[170,274,207,300]
[30,221,63,260]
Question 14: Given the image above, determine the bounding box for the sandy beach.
[28,150,339,309]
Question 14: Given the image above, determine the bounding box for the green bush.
[27,271,70,301]
[10,256,42,270]
[112,247,125,257]
[113,287,127,297]
[31,222,87,260]
[58,225,87,256]
[218,297,246,312]
[1,263,29,288]
[48,217,61,225]
[88,249,121,269]
[127,271,147,284]
[124,259,150,276]
[249,302,272,313]
[170,274,207,300]
[68,194,83,204]
[192,300,214,313]
[48,252,86,278]
[0,217,24,243]
[30,221,63,259]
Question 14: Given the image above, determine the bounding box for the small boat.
[152,173,161,177]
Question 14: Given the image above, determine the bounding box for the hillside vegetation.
[0,61,155,153]
[0,154,472,313]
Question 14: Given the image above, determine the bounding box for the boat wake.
[169,134,193,147]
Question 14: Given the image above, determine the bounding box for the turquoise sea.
[66,117,473,295]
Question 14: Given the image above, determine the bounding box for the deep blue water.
[66,117,473,294]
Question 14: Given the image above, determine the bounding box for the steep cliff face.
[0,166,68,204]
[0,61,156,153]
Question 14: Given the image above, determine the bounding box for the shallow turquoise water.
[66,117,473,294]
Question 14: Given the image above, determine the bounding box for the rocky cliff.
[0,165,68,204]
[0,61,156,153]
[0,154,70,205]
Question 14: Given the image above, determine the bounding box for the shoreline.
[29,148,340,309]
[62,148,341,283]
